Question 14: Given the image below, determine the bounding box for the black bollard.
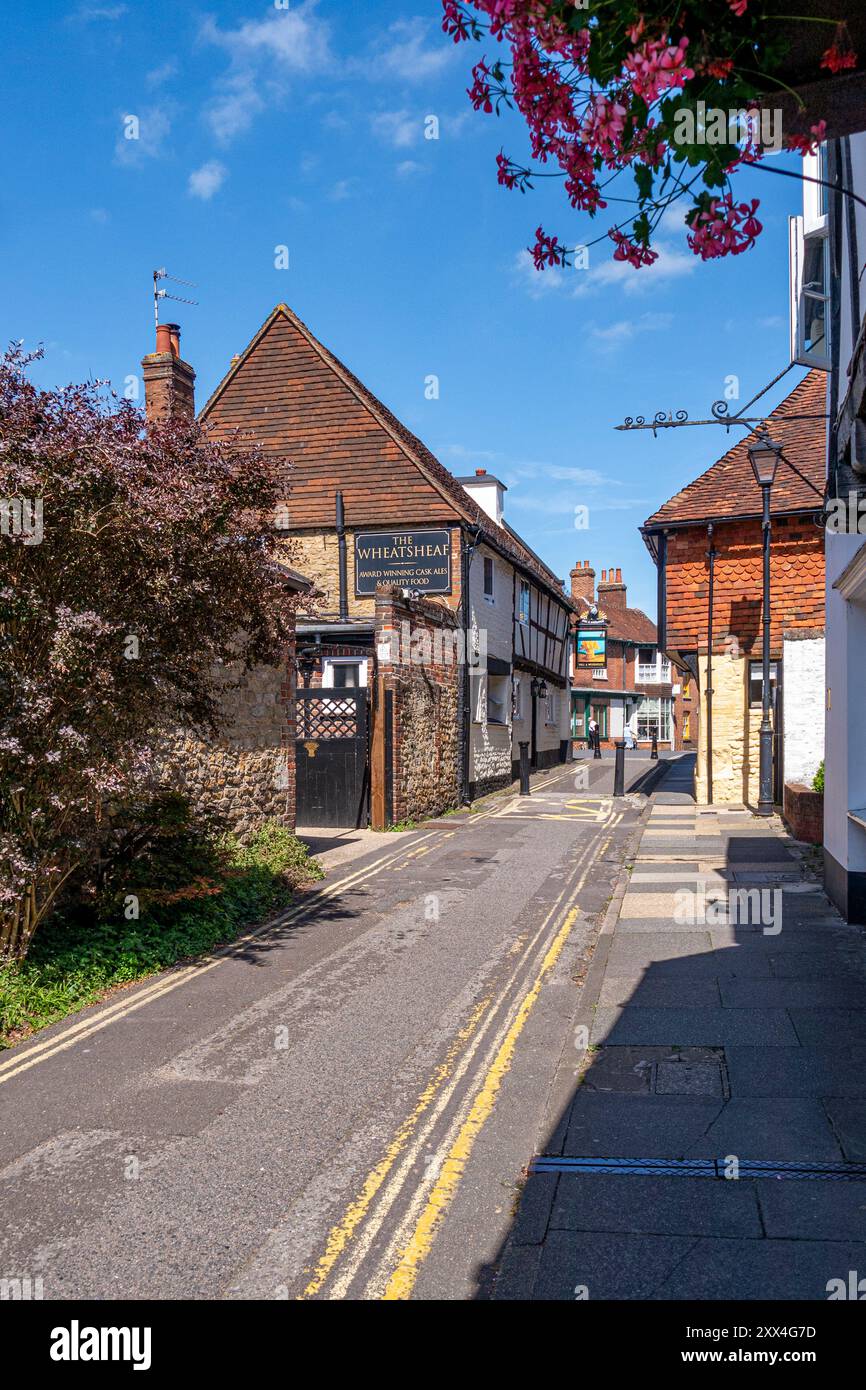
[614,741,625,797]
[593,728,602,760]
[518,740,531,795]
[651,733,658,760]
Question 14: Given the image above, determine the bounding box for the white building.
[457,471,573,796]
[796,136,866,921]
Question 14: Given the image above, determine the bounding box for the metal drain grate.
[529,1155,866,1181]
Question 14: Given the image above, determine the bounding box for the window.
[660,655,671,681]
[636,697,672,742]
[592,666,608,680]
[789,213,830,371]
[512,677,523,721]
[324,658,367,688]
[571,695,586,739]
[518,579,530,625]
[487,674,509,725]
[483,556,495,602]
[590,703,608,739]
[748,660,779,708]
[637,646,657,682]
[544,691,559,726]
[683,712,691,741]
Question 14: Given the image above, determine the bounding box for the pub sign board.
[355,529,452,596]
[576,628,607,668]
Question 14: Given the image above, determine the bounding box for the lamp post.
[748,432,781,817]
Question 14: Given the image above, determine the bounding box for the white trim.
[833,539,866,601]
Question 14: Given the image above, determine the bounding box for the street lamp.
[748,431,782,816]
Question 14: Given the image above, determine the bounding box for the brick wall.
[372,588,460,825]
[666,515,825,656]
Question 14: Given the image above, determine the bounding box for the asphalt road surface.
[0,765,644,1301]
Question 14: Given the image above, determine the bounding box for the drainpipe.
[459,523,484,805]
[335,490,348,621]
[705,523,717,805]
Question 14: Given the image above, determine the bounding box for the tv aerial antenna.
[153,268,199,328]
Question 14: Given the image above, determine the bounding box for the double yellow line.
[300,810,620,1300]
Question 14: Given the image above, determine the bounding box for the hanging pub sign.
[355,529,452,596]
[576,627,607,668]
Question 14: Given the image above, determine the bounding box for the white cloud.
[200,3,331,145]
[188,160,227,200]
[205,71,264,144]
[114,104,173,166]
[72,3,127,20]
[588,311,673,353]
[371,109,418,149]
[147,60,178,87]
[200,4,331,69]
[513,221,698,301]
[373,17,458,82]
[545,465,621,486]
[396,159,422,177]
[328,178,357,201]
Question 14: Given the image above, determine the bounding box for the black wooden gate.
[296,687,369,828]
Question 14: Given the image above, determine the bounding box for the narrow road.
[0,765,645,1301]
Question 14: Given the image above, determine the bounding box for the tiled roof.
[199,304,571,607]
[643,370,827,528]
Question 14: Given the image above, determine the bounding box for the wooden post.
[370,673,386,830]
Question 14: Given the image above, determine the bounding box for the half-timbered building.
[191,303,572,826]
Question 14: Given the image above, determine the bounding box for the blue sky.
[3,1,809,617]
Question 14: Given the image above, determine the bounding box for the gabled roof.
[643,370,826,530]
[199,304,571,607]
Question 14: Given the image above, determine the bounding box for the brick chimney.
[597,565,627,612]
[569,559,596,606]
[142,321,196,422]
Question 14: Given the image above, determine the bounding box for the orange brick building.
[642,372,826,805]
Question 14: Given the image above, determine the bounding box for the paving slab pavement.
[491,754,866,1300]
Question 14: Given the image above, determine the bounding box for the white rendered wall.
[782,635,825,785]
[825,530,866,877]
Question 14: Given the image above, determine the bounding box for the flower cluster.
[609,229,659,268]
[444,0,859,271]
[686,195,763,260]
[624,31,694,105]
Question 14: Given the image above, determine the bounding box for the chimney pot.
[143,319,195,423]
[475,468,486,476]
[616,567,622,583]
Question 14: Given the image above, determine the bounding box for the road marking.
[299,994,495,1299]
[380,819,620,1301]
[381,910,577,1299]
[298,811,618,1299]
[0,829,443,1085]
[0,779,558,1082]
